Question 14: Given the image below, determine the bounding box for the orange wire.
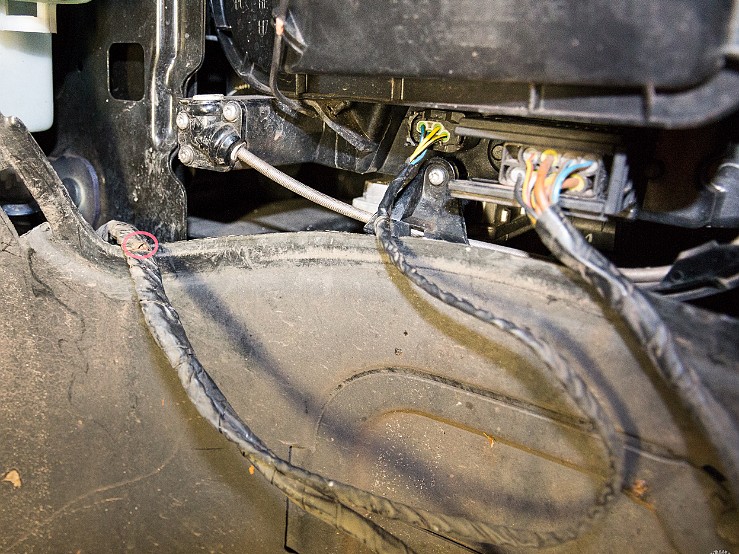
[543,174,556,205]
[561,176,584,191]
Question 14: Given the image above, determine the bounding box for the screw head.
[178,145,195,165]
[222,102,240,122]
[426,166,447,186]
[175,111,190,130]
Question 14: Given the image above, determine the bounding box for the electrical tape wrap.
[99,221,413,554]
[372,163,625,546]
[100,209,625,551]
[535,206,739,502]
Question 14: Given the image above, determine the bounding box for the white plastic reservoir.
[0,1,56,132]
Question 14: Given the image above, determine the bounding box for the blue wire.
[551,161,593,204]
[410,123,449,165]
[410,150,427,165]
[409,125,428,165]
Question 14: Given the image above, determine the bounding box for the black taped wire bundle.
[371,163,625,545]
[534,207,739,501]
[100,221,411,554]
[102,205,625,553]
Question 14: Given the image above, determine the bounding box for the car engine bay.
[1,1,738,552]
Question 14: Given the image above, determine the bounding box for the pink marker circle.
[121,231,159,260]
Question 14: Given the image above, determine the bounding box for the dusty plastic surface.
[285,0,733,90]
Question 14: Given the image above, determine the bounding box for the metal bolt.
[175,111,190,130]
[222,102,240,122]
[491,144,504,161]
[426,166,447,186]
[178,145,195,165]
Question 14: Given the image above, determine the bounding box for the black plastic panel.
[286,0,734,89]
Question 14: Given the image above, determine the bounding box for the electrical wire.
[103,213,624,552]
[517,153,739,489]
[515,158,537,221]
[522,157,534,203]
[409,123,448,164]
[551,162,594,204]
[99,221,414,554]
[534,206,739,502]
[409,127,439,163]
[268,0,312,116]
[233,145,373,224]
[303,100,377,153]
[371,162,624,547]
[531,156,553,216]
[212,0,375,151]
[516,151,594,219]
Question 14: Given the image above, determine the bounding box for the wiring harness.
[409,122,450,165]
[369,149,738,543]
[102,190,625,552]
[176,121,736,551]
[534,213,739,502]
[372,161,625,541]
[509,148,739,500]
[514,149,597,222]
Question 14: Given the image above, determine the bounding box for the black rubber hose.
[535,206,739,502]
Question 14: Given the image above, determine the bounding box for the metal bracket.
[52,0,205,241]
[403,158,468,244]
[176,95,245,172]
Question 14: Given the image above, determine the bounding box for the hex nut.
[426,166,447,186]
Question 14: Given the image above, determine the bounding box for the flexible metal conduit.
[234,145,373,223]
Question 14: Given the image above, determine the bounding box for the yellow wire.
[409,125,441,162]
[416,125,440,151]
[570,174,587,192]
[541,149,560,167]
[522,158,533,208]
[409,131,434,161]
